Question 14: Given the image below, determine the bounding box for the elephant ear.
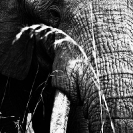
[0,0,34,80]
[0,31,34,80]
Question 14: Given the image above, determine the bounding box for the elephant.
[1,0,133,133]
[50,0,133,133]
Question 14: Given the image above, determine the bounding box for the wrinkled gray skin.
[50,0,133,133]
[1,0,133,133]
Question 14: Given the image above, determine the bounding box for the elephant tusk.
[50,90,70,133]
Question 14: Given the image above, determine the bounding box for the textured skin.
[51,0,133,133]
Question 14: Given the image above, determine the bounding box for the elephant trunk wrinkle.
[61,2,133,133]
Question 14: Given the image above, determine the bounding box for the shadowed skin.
[1,0,133,133]
[0,0,55,132]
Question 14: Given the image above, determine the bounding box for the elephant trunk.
[76,1,133,133]
[53,0,133,133]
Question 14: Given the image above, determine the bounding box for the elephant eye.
[49,6,60,22]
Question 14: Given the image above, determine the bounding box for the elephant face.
[1,0,133,132]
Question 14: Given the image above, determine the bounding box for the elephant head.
[1,0,133,133]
